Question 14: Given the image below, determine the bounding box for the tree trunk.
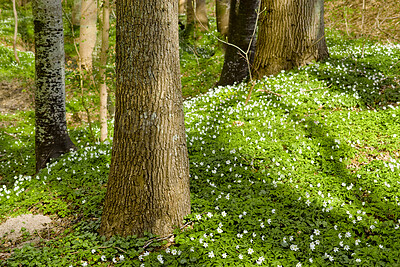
[185,0,195,38]
[217,0,259,86]
[79,0,97,70]
[216,0,230,37]
[33,0,76,172]
[179,0,186,14]
[71,0,82,26]
[99,0,109,142]
[100,0,191,238]
[195,0,208,31]
[253,0,329,79]
[12,0,20,64]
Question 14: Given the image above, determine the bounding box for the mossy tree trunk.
[217,0,259,86]
[33,0,76,172]
[100,0,191,238]
[253,0,329,79]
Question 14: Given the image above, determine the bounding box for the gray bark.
[33,0,76,172]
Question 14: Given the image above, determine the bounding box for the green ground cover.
[1,23,400,267]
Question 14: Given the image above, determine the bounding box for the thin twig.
[3,131,18,139]
[142,220,193,250]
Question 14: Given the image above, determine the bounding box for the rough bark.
[253,0,329,79]
[179,0,186,14]
[195,0,208,31]
[79,0,97,70]
[217,0,259,86]
[216,0,230,37]
[33,0,76,172]
[99,0,109,142]
[100,0,191,238]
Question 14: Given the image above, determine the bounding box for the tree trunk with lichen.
[217,0,259,86]
[33,0,76,172]
[253,0,329,79]
[100,0,191,238]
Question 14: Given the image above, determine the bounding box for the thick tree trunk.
[99,0,109,142]
[179,0,186,14]
[195,0,208,31]
[33,0,76,172]
[217,0,259,86]
[79,0,97,70]
[216,0,230,37]
[253,0,329,79]
[100,0,191,238]
[185,0,195,38]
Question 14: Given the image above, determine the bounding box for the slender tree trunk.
[179,0,186,14]
[100,0,191,238]
[216,0,230,37]
[79,0,97,70]
[185,0,195,38]
[33,0,76,172]
[195,0,208,31]
[217,0,259,86]
[12,0,20,64]
[253,0,329,79]
[99,0,109,142]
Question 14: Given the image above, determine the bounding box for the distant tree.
[71,0,81,26]
[195,0,208,31]
[33,0,76,172]
[253,0,329,79]
[179,0,186,14]
[79,0,97,70]
[99,0,109,142]
[100,0,191,238]
[185,0,195,38]
[216,0,230,38]
[217,0,259,86]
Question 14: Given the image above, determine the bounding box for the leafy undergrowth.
[1,31,400,266]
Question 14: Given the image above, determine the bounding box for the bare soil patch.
[0,80,33,114]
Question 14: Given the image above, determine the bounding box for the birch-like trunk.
[79,0,97,70]
[99,0,109,142]
[217,0,259,86]
[33,0,76,172]
[253,0,329,79]
[100,0,191,238]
